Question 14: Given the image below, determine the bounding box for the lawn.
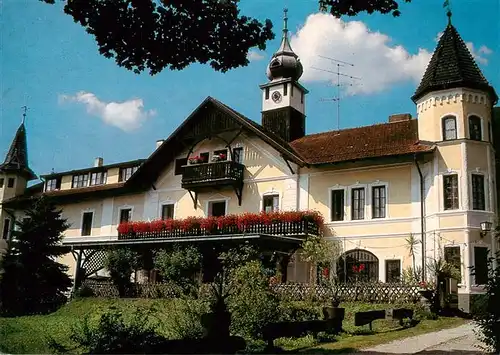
[0,298,467,354]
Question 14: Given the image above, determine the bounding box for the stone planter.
[322,306,345,335]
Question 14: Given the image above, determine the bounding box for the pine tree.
[0,196,72,316]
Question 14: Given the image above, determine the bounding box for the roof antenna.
[21,105,28,125]
[312,56,361,133]
[443,0,452,24]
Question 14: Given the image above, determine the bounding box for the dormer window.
[90,171,107,186]
[442,116,457,140]
[119,166,138,182]
[72,174,89,188]
[270,59,281,68]
[45,177,61,191]
[469,115,482,141]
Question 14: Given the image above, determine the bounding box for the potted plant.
[320,267,345,334]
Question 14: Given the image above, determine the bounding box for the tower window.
[283,83,288,96]
[0,178,4,188]
[471,174,485,210]
[442,116,457,140]
[469,116,482,141]
[7,178,15,188]
[265,87,270,100]
[443,174,459,210]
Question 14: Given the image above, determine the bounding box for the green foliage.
[104,248,139,297]
[40,0,274,75]
[300,235,343,286]
[153,245,202,295]
[473,250,500,353]
[318,0,412,17]
[60,307,167,354]
[401,266,422,285]
[227,260,281,339]
[279,301,322,322]
[160,299,207,340]
[0,196,72,316]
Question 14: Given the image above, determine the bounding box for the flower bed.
[117,211,324,240]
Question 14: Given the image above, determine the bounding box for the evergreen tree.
[0,196,72,316]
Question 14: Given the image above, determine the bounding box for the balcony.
[117,211,323,243]
[181,160,244,189]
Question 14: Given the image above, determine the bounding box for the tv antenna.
[312,55,361,131]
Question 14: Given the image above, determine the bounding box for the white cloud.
[291,13,491,95]
[247,50,265,61]
[59,91,156,132]
[465,43,492,65]
[290,13,432,95]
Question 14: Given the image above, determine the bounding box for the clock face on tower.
[271,91,282,103]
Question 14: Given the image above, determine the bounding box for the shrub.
[104,248,139,297]
[473,250,500,353]
[59,307,167,354]
[279,301,322,322]
[153,245,202,296]
[228,260,281,339]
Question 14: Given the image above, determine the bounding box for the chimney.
[389,113,412,123]
[94,157,104,167]
[156,140,164,149]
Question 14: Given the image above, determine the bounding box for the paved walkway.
[360,323,487,354]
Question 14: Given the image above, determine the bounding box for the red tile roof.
[290,119,434,165]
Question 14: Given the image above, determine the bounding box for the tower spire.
[21,105,28,125]
[443,0,452,25]
[283,8,288,36]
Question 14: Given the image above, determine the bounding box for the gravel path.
[360,322,487,354]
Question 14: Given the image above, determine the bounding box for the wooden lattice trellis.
[77,279,421,304]
[80,250,108,278]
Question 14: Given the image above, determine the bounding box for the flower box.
[188,156,204,164]
[211,154,227,162]
[117,210,324,240]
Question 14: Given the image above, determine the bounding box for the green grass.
[0,299,467,354]
[275,302,468,353]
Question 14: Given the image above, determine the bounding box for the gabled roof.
[290,119,434,165]
[412,21,497,103]
[125,96,306,188]
[0,123,37,180]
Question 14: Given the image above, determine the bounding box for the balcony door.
[209,201,226,217]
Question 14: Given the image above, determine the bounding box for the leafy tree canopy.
[40,0,412,75]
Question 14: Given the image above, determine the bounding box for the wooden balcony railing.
[118,220,321,241]
[181,160,244,189]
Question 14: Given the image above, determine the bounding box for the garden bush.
[104,248,139,297]
[278,301,322,322]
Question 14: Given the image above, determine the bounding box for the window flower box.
[212,153,227,162]
[188,156,203,164]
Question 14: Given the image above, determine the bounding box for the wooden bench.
[354,308,415,330]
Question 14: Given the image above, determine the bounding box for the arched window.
[337,249,379,283]
[468,115,482,141]
[442,116,457,141]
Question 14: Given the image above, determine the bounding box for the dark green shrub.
[66,307,167,354]
[153,245,202,295]
[104,248,139,297]
[279,301,322,322]
[74,284,95,298]
[228,260,280,339]
[473,250,500,353]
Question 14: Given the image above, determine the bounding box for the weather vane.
[443,0,452,23]
[21,105,28,124]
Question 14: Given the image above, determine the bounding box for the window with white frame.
[385,260,401,283]
[471,174,486,210]
[81,212,93,236]
[443,174,459,210]
[119,166,138,182]
[72,174,89,188]
[161,204,174,220]
[263,194,279,213]
[232,147,244,164]
[351,187,365,220]
[469,115,482,141]
[45,177,61,191]
[90,171,107,186]
[442,116,457,140]
[372,185,386,219]
[330,189,344,221]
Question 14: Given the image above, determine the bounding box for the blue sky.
[1,0,499,181]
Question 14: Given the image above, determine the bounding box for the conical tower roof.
[0,123,36,180]
[412,14,497,103]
